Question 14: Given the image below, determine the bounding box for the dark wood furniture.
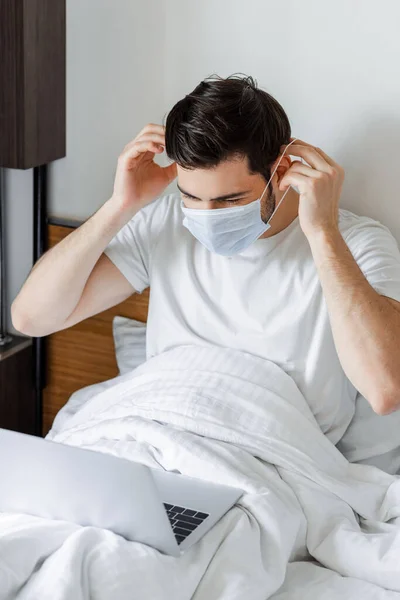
[0,0,66,435]
[0,0,66,168]
[0,336,35,434]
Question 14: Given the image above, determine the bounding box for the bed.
[13,221,395,599]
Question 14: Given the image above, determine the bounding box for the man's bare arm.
[12,199,137,337]
[11,123,177,337]
[308,228,400,416]
[279,137,400,415]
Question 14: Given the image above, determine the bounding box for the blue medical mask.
[181,138,298,256]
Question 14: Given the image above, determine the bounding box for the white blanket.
[1,346,399,600]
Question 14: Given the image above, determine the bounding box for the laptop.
[0,428,243,557]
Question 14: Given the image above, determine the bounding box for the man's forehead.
[176,157,261,200]
[176,154,250,177]
[176,182,253,202]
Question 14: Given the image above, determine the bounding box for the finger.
[281,144,331,173]
[119,140,163,163]
[284,161,322,179]
[138,123,166,137]
[289,137,313,147]
[289,138,336,168]
[289,137,321,151]
[124,133,165,153]
[135,134,165,148]
[123,124,165,149]
[278,172,310,192]
[311,146,337,168]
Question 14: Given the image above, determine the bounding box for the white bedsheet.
[1,346,399,599]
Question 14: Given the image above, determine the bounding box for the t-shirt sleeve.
[104,198,163,294]
[343,217,400,303]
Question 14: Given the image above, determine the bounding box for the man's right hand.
[12,123,177,337]
[111,123,177,215]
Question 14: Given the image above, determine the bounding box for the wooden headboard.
[42,224,150,435]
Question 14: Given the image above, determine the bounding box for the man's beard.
[260,187,276,224]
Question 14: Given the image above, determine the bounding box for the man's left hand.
[278,138,345,239]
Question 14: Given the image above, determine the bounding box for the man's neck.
[260,187,300,239]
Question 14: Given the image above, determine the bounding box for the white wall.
[5,170,33,334]
[49,0,166,220]
[164,0,400,242]
[7,0,400,331]
[6,0,166,332]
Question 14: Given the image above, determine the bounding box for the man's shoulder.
[139,191,181,228]
[144,191,181,216]
[338,208,399,256]
[338,208,378,233]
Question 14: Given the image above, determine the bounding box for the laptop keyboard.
[163,503,209,545]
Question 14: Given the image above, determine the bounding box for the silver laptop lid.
[0,428,179,556]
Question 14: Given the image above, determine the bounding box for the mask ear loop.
[259,137,298,221]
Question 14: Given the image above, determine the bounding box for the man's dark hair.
[165,74,291,183]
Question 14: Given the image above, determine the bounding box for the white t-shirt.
[104,193,400,444]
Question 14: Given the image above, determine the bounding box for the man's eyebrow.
[177,183,251,202]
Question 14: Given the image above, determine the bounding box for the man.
[12,74,400,445]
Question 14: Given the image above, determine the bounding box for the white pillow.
[112,316,147,375]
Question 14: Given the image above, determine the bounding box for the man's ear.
[274,157,292,187]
